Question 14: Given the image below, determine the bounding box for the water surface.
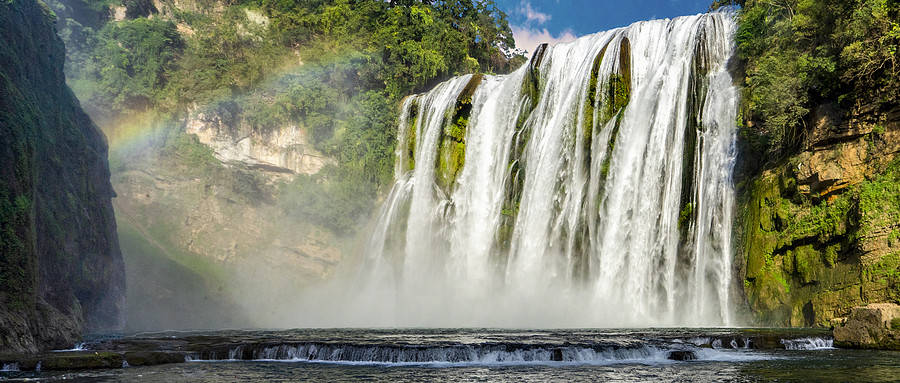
[2,328,897,382]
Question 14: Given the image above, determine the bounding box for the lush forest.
[708,0,900,327]
[715,0,899,159]
[52,0,524,233]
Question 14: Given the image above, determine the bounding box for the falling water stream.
[351,12,739,328]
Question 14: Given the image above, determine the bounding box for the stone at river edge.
[834,303,900,350]
[1,0,125,352]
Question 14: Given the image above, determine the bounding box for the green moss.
[892,317,900,330]
[865,253,900,281]
[583,45,608,146]
[678,202,694,230]
[793,245,824,284]
[824,244,839,268]
[436,140,466,192]
[163,132,218,169]
[741,158,900,326]
[857,163,900,237]
[593,40,631,195]
[433,74,482,193]
[405,101,419,171]
[776,273,789,293]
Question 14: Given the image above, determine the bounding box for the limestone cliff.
[185,101,333,175]
[0,0,124,352]
[738,105,900,327]
[108,119,343,330]
[41,0,345,330]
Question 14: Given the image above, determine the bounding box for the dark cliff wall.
[1,0,124,352]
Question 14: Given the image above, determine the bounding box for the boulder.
[833,303,900,350]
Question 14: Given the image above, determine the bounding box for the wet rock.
[123,351,186,366]
[834,303,900,350]
[550,348,564,361]
[40,352,124,370]
[0,350,187,372]
[667,350,697,361]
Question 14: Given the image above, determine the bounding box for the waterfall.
[355,12,739,327]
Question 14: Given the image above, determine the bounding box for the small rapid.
[1,363,19,372]
[780,337,835,350]
[184,342,768,366]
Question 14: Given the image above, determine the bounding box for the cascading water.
[351,12,739,327]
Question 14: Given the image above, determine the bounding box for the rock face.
[738,105,900,327]
[185,101,333,175]
[834,303,900,350]
[0,0,125,352]
[110,131,342,331]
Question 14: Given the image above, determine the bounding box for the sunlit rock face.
[186,103,333,175]
[314,12,742,328]
[739,104,900,328]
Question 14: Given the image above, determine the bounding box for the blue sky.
[494,0,715,53]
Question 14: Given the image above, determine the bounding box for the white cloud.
[511,25,577,54]
[518,1,551,25]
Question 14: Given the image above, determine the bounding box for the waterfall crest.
[354,12,739,327]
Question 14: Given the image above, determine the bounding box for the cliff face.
[110,133,343,330]
[0,0,124,352]
[738,105,900,327]
[40,0,347,331]
[185,101,333,175]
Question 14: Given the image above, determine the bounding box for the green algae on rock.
[738,124,900,327]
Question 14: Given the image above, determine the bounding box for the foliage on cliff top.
[60,0,522,234]
[717,0,900,159]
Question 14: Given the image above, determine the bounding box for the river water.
[1,328,897,382]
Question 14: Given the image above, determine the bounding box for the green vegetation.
[61,0,522,234]
[2,0,126,350]
[0,190,34,310]
[77,18,184,114]
[678,203,694,229]
[435,73,482,193]
[716,0,900,158]
[741,158,900,326]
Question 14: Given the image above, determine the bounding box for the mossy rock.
[521,43,548,109]
[404,100,419,171]
[434,74,482,193]
[740,158,900,326]
[436,140,466,192]
[793,245,825,284]
[39,352,124,370]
